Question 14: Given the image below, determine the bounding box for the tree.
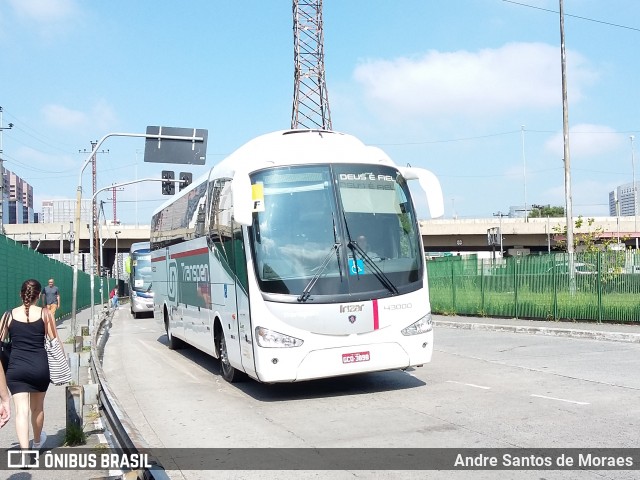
[553,216,628,276]
[552,216,607,252]
[529,205,565,218]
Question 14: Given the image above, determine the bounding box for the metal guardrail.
[90,309,170,479]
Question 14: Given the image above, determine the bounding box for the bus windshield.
[249,164,423,301]
[131,252,153,292]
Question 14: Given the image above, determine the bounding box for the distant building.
[22,181,33,223]
[609,182,638,216]
[41,198,93,224]
[508,205,532,218]
[3,170,34,224]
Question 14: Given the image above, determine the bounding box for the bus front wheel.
[217,331,242,383]
[165,311,182,350]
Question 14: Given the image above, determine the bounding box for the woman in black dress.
[4,279,63,450]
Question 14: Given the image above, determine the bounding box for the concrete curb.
[434,320,640,344]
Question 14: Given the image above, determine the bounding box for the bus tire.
[217,330,243,383]
[165,310,182,350]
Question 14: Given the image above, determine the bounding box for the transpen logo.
[168,260,177,302]
[182,263,209,282]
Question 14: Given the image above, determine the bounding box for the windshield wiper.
[342,212,399,295]
[332,213,343,281]
[348,240,399,295]
[297,243,341,302]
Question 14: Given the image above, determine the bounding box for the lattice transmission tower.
[291,0,332,130]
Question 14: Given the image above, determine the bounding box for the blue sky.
[1,0,639,224]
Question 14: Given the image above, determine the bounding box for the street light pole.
[632,135,637,249]
[71,130,204,337]
[98,205,106,310]
[88,178,183,324]
[114,230,121,284]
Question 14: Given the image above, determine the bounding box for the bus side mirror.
[400,167,444,218]
[232,172,253,226]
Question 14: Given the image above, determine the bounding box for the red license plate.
[342,351,370,364]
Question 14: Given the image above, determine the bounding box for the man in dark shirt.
[41,278,61,319]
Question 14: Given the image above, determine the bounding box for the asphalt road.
[102,308,640,480]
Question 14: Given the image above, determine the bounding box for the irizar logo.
[182,263,209,282]
[340,304,363,313]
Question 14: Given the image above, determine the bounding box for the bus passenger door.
[210,179,243,370]
[234,224,255,378]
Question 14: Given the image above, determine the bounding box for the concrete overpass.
[3,223,150,274]
[3,216,639,263]
[419,216,640,254]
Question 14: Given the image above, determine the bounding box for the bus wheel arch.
[214,318,243,383]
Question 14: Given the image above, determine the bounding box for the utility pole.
[291,0,332,130]
[79,142,108,273]
[0,106,14,232]
[559,0,575,291]
[107,184,125,225]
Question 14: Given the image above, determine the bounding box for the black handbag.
[0,311,12,372]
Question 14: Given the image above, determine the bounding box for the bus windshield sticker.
[348,259,365,276]
[252,182,265,212]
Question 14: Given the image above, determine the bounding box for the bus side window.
[207,180,223,237]
[195,203,206,237]
[208,178,232,263]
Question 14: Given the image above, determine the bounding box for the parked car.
[548,262,597,275]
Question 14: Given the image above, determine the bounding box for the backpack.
[109,289,115,299]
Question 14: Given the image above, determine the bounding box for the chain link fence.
[0,235,117,317]
[427,252,640,323]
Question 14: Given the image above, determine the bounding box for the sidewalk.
[0,305,113,479]
[433,314,640,343]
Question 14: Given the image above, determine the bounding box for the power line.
[0,153,75,174]
[1,108,79,152]
[373,129,640,147]
[374,130,520,146]
[502,0,640,32]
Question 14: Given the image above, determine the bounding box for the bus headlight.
[255,327,304,348]
[401,314,433,336]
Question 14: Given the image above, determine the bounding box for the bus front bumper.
[254,332,433,383]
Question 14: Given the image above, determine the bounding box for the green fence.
[427,252,640,323]
[0,235,117,316]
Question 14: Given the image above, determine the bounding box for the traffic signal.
[162,170,175,195]
[179,172,192,191]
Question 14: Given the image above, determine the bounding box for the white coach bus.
[150,129,443,383]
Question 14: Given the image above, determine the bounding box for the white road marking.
[446,380,491,390]
[135,338,201,381]
[530,394,590,405]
